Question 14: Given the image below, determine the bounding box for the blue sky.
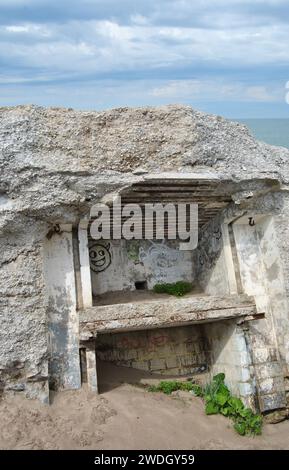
[0,0,289,117]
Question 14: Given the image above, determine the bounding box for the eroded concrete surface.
[1,104,289,414]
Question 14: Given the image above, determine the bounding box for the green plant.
[153,281,192,297]
[191,384,203,397]
[202,373,262,436]
[148,380,195,395]
[148,374,262,436]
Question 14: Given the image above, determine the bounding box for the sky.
[0,0,289,118]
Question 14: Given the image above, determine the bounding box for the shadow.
[96,359,198,394]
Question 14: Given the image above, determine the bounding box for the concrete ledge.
[79,294,260,340]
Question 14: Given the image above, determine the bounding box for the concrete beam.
[79,294,260,339]
[86,346,98,392]
[43,225,81,390]
[78,220,93,308]
[221,223,238,295]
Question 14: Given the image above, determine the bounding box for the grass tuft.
[153,281,192,297]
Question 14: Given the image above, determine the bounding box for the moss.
[148,380,195,394]
[153,281,192,297]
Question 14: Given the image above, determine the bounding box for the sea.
[236,119,289,150]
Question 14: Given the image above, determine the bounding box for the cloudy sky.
[0,0,289,117]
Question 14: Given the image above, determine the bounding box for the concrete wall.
[271,193,289,402]
[196,218,230,295]
[43,226,81,392]
[256,216,289,375]
[96,325,208,376]
[90,239,195,296]
[0,219,49,403]
[271,194,289,372]
[196,208,287,411]
[167,218,258,408]
[232,215,287,411]
[204,321,256,409]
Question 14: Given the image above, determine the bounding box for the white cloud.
[0,18,288,77]
[6,25,31,33]
[149,79,281,103]
[0,1,288,114]
[130,14,150,26]
[245,86,276,102]
[4,24,51,37]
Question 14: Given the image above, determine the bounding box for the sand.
[1,361,289,450]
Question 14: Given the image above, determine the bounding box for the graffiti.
[213,228,222,240]
[89,242,111,273]
[117,334,170,351]
[198,247,209,267]
[139,241,181,268]
[150,334,170,347]
[199,253,205,266]
[127,240,141,263]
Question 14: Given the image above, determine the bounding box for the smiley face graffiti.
[89,243,111,273]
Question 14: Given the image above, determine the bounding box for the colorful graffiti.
[117,334,170,351]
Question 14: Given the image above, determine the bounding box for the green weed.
[148,380,195,394]
[148,374,262,436]
[153,281,192,297]
[202,373,262,436]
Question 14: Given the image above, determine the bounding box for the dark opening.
[79,348,87,384]
[135,280,147,290]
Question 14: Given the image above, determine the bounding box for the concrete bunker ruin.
[1,104,289,415]
[43,175,286,413]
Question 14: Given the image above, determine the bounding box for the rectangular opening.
[79,347,88,384]
[135,280,147,290]
[95,324,209,378]
[89,239,200,307]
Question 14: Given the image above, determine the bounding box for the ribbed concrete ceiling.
[120,178,232,228]
[87,177,235,241]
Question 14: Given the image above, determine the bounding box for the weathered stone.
[80,294,259,338]
[259,392,287,413]
[1,104,289,411]
[263,409,288,424]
